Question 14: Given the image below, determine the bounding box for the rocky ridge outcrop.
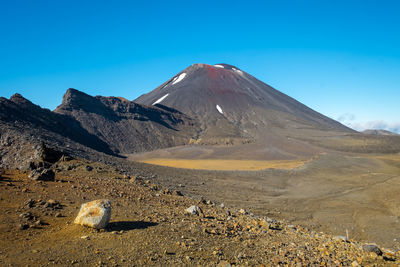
[55,88,200,154]
[0,89,200,169]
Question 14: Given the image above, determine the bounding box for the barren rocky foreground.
[136,151,400,251]
[1,158,399,266]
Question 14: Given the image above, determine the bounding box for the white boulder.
[186,205,202,215]
[74,199,111,229]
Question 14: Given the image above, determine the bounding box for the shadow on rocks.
[107,221,158,231]
[0,177,12,183]
[0,171,11,182]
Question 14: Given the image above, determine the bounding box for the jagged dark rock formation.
[0,89,199,168]
[0,93,113,154]
[54,89,200,154]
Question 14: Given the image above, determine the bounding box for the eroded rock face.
[74,199,111,229]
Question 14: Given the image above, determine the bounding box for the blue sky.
[1,0,399,133]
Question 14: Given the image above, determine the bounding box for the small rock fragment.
[85,165,93,172]
[19,212,34,220]
[186,205,202,215]
[362,244,382,256]
[44,199,60,209]
[333,235,348,242]
[163,189,171,194]
[382,249,396,261]
[149,184,158,191]
[25,199,35,208]
[18,223,29,230]
[29,168,55,181]
[59,155,73,162]
[239,208,247,215]
[173,190,183,196]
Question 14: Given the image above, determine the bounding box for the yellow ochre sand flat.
[138,158,306,171]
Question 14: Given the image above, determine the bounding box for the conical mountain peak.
[135,63,353,143]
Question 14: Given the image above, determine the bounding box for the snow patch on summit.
[172,73,187,85]
[216,105,223,114]
[232,68,243,75]
[153,93,169,105]
[214,65,224,68]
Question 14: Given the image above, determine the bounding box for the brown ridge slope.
[0,160,398,266]
[0,93,120,169]
[0,89,201,169]
[0,93,113,155]
[55,88,200,154]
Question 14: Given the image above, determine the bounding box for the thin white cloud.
[337,113,355,123]
[337,114,400,134]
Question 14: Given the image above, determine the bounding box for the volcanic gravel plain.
[1,157,400,266]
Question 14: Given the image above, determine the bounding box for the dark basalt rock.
[29,168,55,181]
[85,165,93,171]
[362,244,382,255]
[38,142,64,164]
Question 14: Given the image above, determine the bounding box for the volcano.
[135,63,354,156]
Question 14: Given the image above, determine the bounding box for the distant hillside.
[362,129,399,136]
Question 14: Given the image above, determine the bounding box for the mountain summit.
[135,63,353,147]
